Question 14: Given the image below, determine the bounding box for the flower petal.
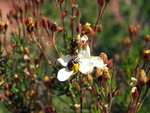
[79,59,94,74]
[91,56,105,69]
[57,68,73,81]
[57,55,72,67]
[78,46,91,59]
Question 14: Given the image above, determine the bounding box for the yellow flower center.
[91,56,94,59]
[72,63,79,72]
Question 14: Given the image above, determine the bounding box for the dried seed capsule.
[138,70,146,87]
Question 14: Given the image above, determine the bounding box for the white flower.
[57,45,106,81]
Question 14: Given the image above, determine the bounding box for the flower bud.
[35,19,39,29]
[76,8,81,19]
[47,19,52,29]
[14,74,19,83]
[27,23,34,33]
[42,17,48,28]
[122,37,131,46]
[146,78,150,88]
[138,70,146,87]
[95,68,103,82]
[100,0,105,7]
[146,35,150,43]
[24,47,30,56]
[86,27,94,37]
[99,52,108,64]
[131,87,139,102]
[143,50,150,62]
[96,25,102,33]
[50,22,58,32]
[107,59,113,69]
[102,66,111,82]
[44,76,49,86]
[25,17,32,26]
[87,73,93,85]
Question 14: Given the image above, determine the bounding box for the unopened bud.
[102,66,111,82]
[143,50,150,62]
[100,0,105,7]
[122,37,131,46]
[99,52,108,64]
[95,68,103,82]
[24,47,30,56]
[76,8,81,19]
[25,17,32,25]
[146,35,150,42]
[47,19,52,29]
[86,27,94,37]
[14,74,19,83]
[27,23,34,33]
[35,19,39,29]
[131,87,139,102]
[138,70,146,87]
[97,25,102,33]
[42,17,48,28]
[44,76,50,87]
[107,59,113,69]
[50,22,58,32]
[87,73,93,85]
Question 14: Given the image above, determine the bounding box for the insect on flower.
[67,56,79,71]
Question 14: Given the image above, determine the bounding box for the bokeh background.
[0,0,150,112]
